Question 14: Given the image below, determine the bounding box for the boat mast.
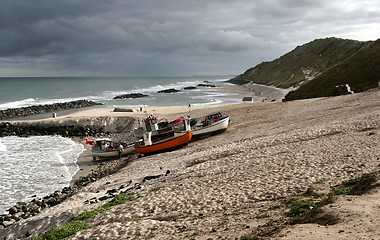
[188,102,191,118]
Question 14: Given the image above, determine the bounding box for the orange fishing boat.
[135,130,193,154]
[134,114,193,154]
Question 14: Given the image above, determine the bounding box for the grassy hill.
[231,37,370,89]
[285,39,380,100]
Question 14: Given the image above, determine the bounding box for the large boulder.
[183,86,197,90]
[157,88,180,93]
[113,93,149,99]
[197,84,216,88]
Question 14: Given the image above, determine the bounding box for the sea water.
[0,136,84,214]
[0,76,237,110]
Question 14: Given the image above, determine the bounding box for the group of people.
[105,142,124,159]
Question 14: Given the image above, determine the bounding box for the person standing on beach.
[118,143,124,159]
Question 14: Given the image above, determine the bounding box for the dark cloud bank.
[0,0,379,77]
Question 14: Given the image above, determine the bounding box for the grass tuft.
[35,220,92,240]
[36,193,133,239]
[286,199,317,217]
[75,193,133,221]
[330,174,370,196]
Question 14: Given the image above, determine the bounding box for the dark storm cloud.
[0,0,379,76]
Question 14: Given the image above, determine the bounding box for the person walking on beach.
[118,143,124,159]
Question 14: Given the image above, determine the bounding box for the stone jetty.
[0,122,106,137]
[0,100,102,120]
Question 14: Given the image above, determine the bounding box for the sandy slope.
[1,88,379,240]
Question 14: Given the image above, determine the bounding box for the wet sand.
[70,137,97,185]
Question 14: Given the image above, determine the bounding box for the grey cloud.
[0,0,379,76]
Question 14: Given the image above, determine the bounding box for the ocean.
[0,76,236,214]
[0,136,83,214]
[0,76,237,110]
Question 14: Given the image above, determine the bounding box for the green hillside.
[285,39,380,100]
[230,37,370,88]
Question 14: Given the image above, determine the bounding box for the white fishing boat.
[192,113,229,137]
[90,138,135,160]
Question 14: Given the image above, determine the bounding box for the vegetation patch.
[237,172,379,239]
[269,204,284,210]
[75,193,134,221]
[286,198,317,217]
[36,193,133,239]
[266,218,285,226]
[256,213,269,219]
[330,173,373,196]
[35,220,92,240]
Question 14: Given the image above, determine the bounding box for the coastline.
[0,88,378,239]
[31,81,288,198]
[0,82,292,214]
[70,137,98,186]
[2,83,287,122]
[67,83,266,186]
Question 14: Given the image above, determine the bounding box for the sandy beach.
[1,85,379,239]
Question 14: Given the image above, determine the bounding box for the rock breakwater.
[0,122,107,137]
[0,100,102,120]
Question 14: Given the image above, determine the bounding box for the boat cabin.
[135,114,192,147]
[201,112,223,126]
[94,138,113,150]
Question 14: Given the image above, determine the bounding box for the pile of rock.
[157,88,181,93]
[0,187,74,227]
[113,108,134,112]
[183,86,197,90]
[0,100,102,120]
[113,93,149,99]
[197,83,216,87]
[0,122,107,137]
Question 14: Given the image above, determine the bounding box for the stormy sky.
[0,0,379,77]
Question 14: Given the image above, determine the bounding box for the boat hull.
[91,145,136,159]
[136,131,193,154]
[193,116,229,137]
